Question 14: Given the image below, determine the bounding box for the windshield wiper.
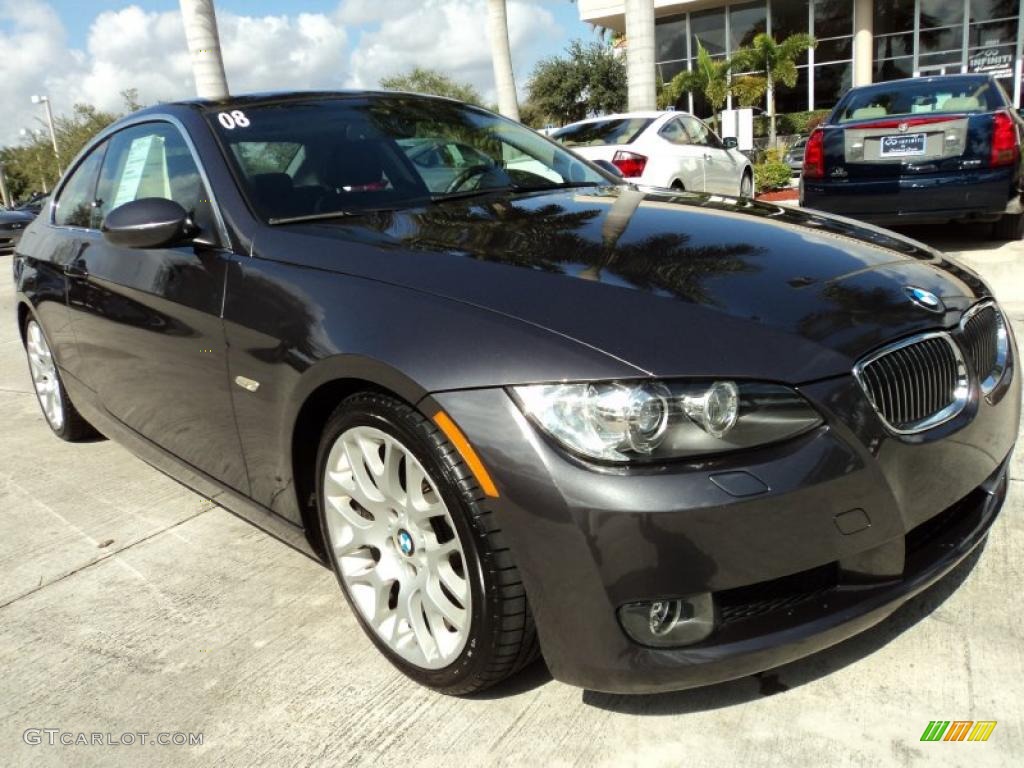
[508,181,603,193]
[267,208,404,226]
[429,187,515,204]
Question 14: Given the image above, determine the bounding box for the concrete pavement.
[1,229,1022,767]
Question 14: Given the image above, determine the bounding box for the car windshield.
[834,78,1006,123]
[552,118,653,147]
[208,96,609,222]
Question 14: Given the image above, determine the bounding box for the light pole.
[20,128,50,194]
[31,94,63,176]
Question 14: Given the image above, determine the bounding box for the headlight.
[511,380,823,463]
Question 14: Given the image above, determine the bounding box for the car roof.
[132,89,482,118]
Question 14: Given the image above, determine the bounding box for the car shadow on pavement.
[893,223,1008,253]
[581,540,987,715]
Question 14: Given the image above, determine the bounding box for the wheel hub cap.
[323,426,471,670]
[25,322,64,431]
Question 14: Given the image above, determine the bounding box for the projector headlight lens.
[511,379,822,463]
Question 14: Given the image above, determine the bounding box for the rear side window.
[835,78,1006,123]
[54,144,106,228]
[94,122,213,230]
[553,118,653,147]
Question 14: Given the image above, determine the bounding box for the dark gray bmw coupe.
[11,92,1019,695]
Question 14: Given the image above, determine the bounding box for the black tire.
[991,212,1023,240]
[740,171,754,198]
[22,318,98,442]
[315,391,540,695]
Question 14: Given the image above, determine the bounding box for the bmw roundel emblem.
[906,286,944,312]
[397,529,415,556]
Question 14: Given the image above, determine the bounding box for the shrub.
[754,149,792,193]
[775,109,831,136]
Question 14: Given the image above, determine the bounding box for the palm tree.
[624,0,656,111]
[487,0,519,120]
[663,42,732,133]
[732,32,816,145]
[179,0,229,100]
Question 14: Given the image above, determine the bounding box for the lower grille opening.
[716,562,839,626]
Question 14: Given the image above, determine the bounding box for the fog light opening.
[619,593,715,648]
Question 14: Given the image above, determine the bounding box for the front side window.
[95,122,212,230]
[54,143,107,228]
[659,119,691,145]
[209,96,607,221]
[680,115,721,148]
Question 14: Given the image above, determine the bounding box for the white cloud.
[0,0,564,147]
[345,0,562,103]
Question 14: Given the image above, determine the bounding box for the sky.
[0,0,597,147]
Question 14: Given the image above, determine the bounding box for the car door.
[656,117,706,191]
[64,120,249,492]
[32,142,109,385]
[680,115,741,194]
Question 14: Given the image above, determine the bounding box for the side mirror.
[723,136,739,150]
[101,198,197,249]
[592,159,624,178]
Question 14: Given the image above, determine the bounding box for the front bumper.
[801,167,1020,225]
[428,354,1019,694]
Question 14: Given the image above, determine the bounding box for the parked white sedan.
[552,111,754,197]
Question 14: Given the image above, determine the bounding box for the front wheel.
[316,392,539,694]
[739,171,754,198]
[23,319,97,441]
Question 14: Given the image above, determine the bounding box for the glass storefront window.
[657,59,688,89]
[920,0,966,28]
[730,2,767,50]
[817,37,853,62]
[655,15,687,64]
[968,0,1020,23]
[814,0,853,39]
[814,61,853,108]
[775,67,809,113]
[771,0,809,40]
[874,0,916,35]
[690,8,727,57]
[876,33,914,60]
[875,56,914,82]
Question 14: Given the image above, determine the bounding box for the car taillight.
[612,150,647,178]
[802,128,825,179]
[991,110,1019,167]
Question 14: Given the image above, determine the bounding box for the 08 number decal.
[217,110,250,130]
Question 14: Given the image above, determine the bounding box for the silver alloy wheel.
[740,173,753,198]
[26,321,65,431]
[323,426,471,670]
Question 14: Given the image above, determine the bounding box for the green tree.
[379,67,483,106]
[732,32,816,145]
[527,40,626,126]
[661,42,732,132]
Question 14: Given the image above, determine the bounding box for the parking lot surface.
[2,225,1022,767]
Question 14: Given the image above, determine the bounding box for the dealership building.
[576,1,1023,114]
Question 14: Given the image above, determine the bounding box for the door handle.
[63,262,88,278]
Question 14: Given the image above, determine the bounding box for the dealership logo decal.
[920,721,997,742]
[906,286,944,312]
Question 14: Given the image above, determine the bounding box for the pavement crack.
[0,502,217,611]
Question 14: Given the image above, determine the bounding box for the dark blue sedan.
[801,74,1024,239]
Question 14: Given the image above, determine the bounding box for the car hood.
[253,186,990,383]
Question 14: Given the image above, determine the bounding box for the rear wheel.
[316,392,539,694]
[991,212,1023,240]
[23,319,97,441]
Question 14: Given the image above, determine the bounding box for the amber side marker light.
[432,411,500,498]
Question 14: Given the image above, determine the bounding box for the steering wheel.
[445,164,499,193]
